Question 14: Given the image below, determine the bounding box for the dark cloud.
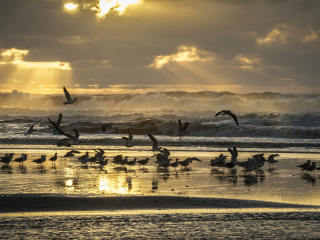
[0,0,319,92]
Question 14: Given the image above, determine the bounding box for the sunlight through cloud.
[150,45,214,68]
[0,48,71,70]
[85,0,142,18]
[257,24,288,45]
[64,3,78,10]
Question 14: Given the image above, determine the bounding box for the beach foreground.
[1,194,319,213]
[1,196,320,239]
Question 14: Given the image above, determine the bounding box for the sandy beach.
[2,194,319,213]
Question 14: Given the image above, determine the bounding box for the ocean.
[1,90,320,151]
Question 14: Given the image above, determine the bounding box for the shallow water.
[1,147,320,206]
[1,211,320,239]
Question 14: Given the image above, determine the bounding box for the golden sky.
[0,0,320,94]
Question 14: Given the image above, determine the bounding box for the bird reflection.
[19,166,27,174]
[1,165,13,174]
[113,166,127,172]
[211,168,225,175]
[139,168,148,173]
[267,167,277,174]
[243,175,258,185]
[152,177,158,191]
[126,177,132,191]
[301,173,316,184]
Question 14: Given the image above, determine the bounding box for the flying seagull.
[122,131,133,147]
[178,119,189,140]
[215,110,239,126]
[25,119,42,136]
[51,113,63,134]
[63,86,77,105]
[48,117,80,145]
[148,134,162,155]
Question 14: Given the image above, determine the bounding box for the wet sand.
[0,194,319,213]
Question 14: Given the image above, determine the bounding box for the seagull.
[137,158,149,169]
[304,162,316,173]
[48,117,80,145]
[148,134,162,155]
[94,148,105,161]
[267,154,279,167]
[170,158,180,168]
[97,158,108,169]
[1,153,14,166]
[112,155,123,165]
[122,131,133,147]
[228,147,238,165]
[78,152,89,164]
[49,153,58,166]
[297,160,311,172]
[178,120,189,140]
[63,86,77,105]
[210,154,228,167]
[88,154,98,164]
[25,119,42,136]
[64,151,74,159]
[215,110,239,126]
[101,124,118,132]
[52,113,63,135]
[179,157,201,168]
[56,138,72,147]
[14,154,27,167]
[32,155,46,168]
[126,158,137,169]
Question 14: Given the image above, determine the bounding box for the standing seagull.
[178,120,189,140]
[48,117,80,145]
[63,86,77,105]
[148,134,162,155]
[122,131,133,147]
[215,110,239,126]
[49,153,58,166]
[25,119,42,136]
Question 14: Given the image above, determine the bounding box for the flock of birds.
[0,87,318,175]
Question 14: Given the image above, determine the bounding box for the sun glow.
[0,48,71,70]
[150,45,214,68]
[85,0,142,18]
[64,3,78,10]
[0,48,72,93]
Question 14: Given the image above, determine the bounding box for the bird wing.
[128,131,133,141]
[180,122,189,133]
[215,110,224,116]
[178,120,182,132]
[122,137,128,141]
[63,86,72,101]
[148,134,158,148]
[48,117,74,139]
[228,148,234,157]
[30,119,42,129]
[56,113,62,126]
[94,148,105,156]
[227,112,239,126]
[233,147,238,158]
[73,129,79,140]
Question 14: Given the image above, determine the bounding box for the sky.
[0,0,320,94]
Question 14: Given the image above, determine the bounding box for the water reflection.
[301,173,317,184]
[1,165,13,174]
[152,177,158,191]
[243,175,258,185]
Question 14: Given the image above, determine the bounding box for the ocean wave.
[1,90,320,114]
